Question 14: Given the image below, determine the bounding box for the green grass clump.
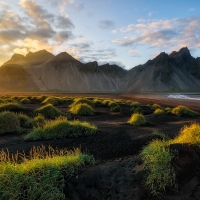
[128,113,146,126]
[165,107,172,114]
[0,111,20,134]
[24,117,97,140]
[70,98,94,107]
[140,140,176,196]
[17,113,33,129]
[130,101,140,107]
[110,104,121,112]
[0,145,94,200]
[172,105,199,116]
[70,103,94,116]
[34,114,45,127]
[42,97,59,106]
[34,104,68,119]
[37,95,48,102]
[172,123,200,146]
[0,102,23,112]
[153,108,165,115]
[151,104,161,110]
[101,99,111,106]
[20,98,30,104]
[93,98,103,105]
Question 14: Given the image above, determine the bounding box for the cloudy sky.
[1,0,200,69]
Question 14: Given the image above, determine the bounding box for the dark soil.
[1,93,200,200]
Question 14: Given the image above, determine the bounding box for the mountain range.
[1,47,200,92]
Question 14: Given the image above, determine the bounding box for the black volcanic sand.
[1,93,200,199]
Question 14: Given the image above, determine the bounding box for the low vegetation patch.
[130,106,143,114]
[110,104,121,112]
[42,97,59,106]
[34,104,69,119]
[172,123,200,146]
[70,103,94,116]
[128,113,146,125]
[172,105,198,116]
[0,145,94,200]
[153,108,165,115]
[0,102,23,112]
[140,140,176,196]
[70,98,94,107]
[24,117,97,140]
[0,111,20,134]
[33,114,45,127]
[17,113,33,129]
[20,98,30,104]
[151,104,161,110]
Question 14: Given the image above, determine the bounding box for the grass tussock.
[70,98,94,108]
[0,111,20,134]
[0,145,94,200]
[172,123,200,146]
[70,103,94,116]
[33,114,45,127]
[140,140,176,196]
[172,105,199,116]
[110,104,121,112]
[128,113,146,126]
[0,102,23,112]
[153,108,165,115]
[151,104,161,110]
[34,104,69,119]
[20,98,30,104]
[24,117,97,140]
[17,113,33,129]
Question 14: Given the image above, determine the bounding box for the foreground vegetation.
[0,146,93,200]
[25,117,97,140]
[141,122,200,195]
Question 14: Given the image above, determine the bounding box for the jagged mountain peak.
[53,52,78,62]
[11,53,26,60]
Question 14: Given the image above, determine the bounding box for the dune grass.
[17,113,33,129]
[153,108,165,115]
[151,104,161,110]
[172,105,199,116]
[33,114,45,127]
[34,104,69,119]
[110,104,121,112]
[0,111,21,134]
[0,145,94,200]
[141,122,200,195]
[20,98,30,104]
[171,123,200,146]
[70,103,94,116]
[140,140,177,196]
[0,102,23,112]
[70,98,94,108]
[128,113,146,125]
[24,117,97,140]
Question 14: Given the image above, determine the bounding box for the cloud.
[188,8,196,12]
[14,48,28,56]
[112,17,200,51]
[56,16,74,29]
[98,20,115,29]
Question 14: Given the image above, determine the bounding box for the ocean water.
[167,93,200,100]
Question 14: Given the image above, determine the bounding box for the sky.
[1,0,200,69]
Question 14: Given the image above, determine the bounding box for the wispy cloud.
[188,8,196,12]
[112,17,200,51]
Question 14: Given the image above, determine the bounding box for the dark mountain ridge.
[1,47,200,92]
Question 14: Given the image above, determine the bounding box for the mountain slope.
[26,53,128,91]
[0,64,39,91]
[1,47,200,92]
[128,48,200,91]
